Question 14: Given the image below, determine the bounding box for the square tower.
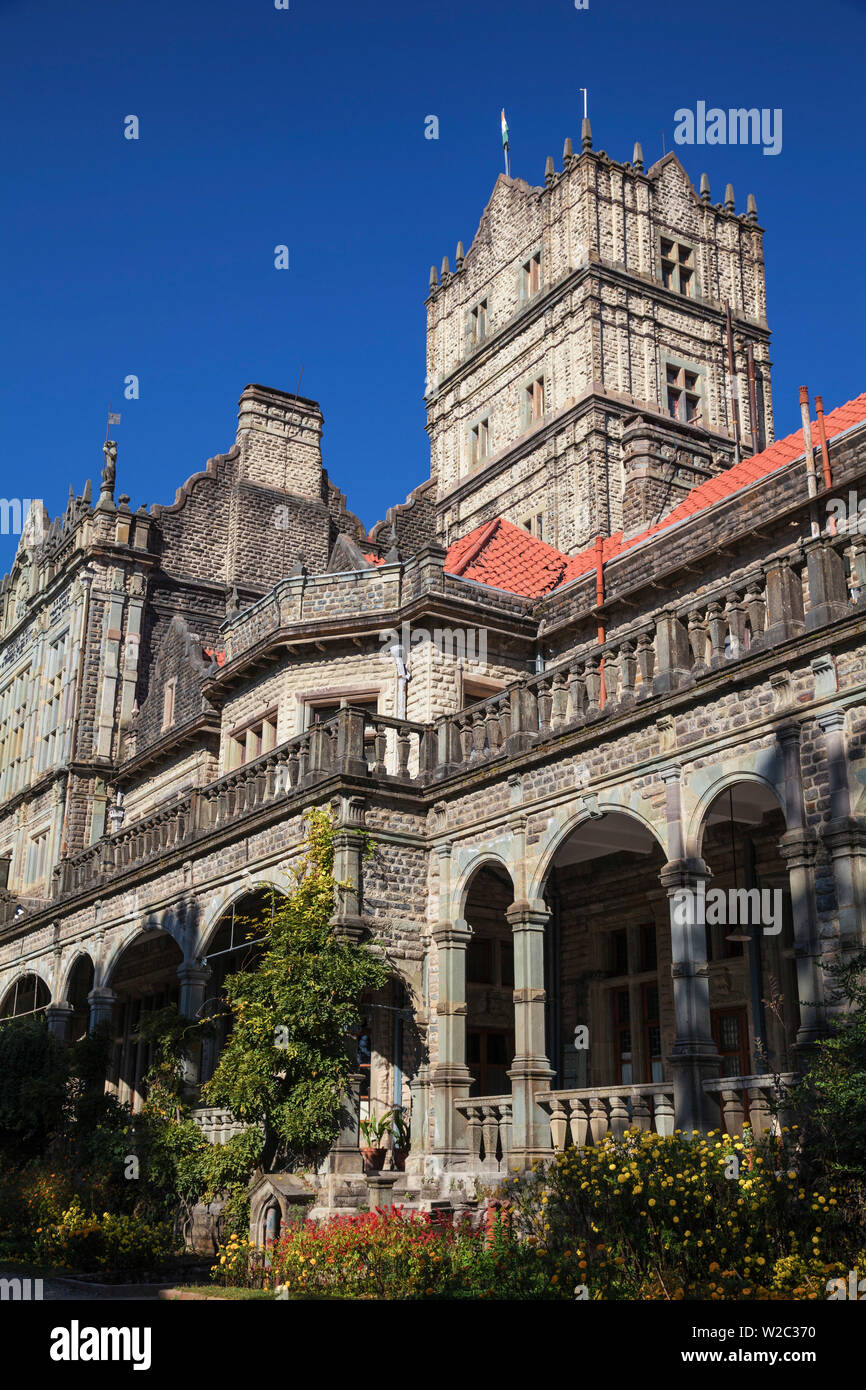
[426,130,772,553]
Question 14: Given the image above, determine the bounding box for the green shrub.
[507,1126,865,1299]
[32,1197,178,1273]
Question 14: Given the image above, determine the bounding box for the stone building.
[1,131,865,1226]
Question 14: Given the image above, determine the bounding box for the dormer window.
[660,238,694,297]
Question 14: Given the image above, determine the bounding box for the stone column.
[46,1003,74,1041]
[329,897,368,1178]
[328,1072,364,1174]
[506,899,554,1167]
[329,795,367,941]
[817,710,866,957]
[87,986,116,1032]
[775,721,826,1049]
[659,859,720,1132]
[660,761,719,1131]
[409,1062,430,1155]
[430,917,473,1162]
[177,961,211,1087]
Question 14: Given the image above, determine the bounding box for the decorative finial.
[545,155,555,185]
[747,193,758,222]
[82,479,92,504]
[700,172,711,201]
[725,183,735,212]
[632,141,644,172]
[581,116,592,151]
[455,241,465,269]
[440,255,450,280]
[563,136,573,162]
[429,265,438,291]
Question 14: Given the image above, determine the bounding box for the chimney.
[620,412,721,539]
[235,384,324,499]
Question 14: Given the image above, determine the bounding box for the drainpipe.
[392,980,404,1115]
[746,342,760,452]
[725,300,741,463]
[814,395,833,490]
[799,386,821,538]
[595,534,606,704]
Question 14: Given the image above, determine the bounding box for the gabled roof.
[443,391,866,598]
[446,517,576,597]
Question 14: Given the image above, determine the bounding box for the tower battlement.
[425,130,772,554]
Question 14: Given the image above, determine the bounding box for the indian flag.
[501,108,509,149]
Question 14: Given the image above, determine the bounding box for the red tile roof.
[446,517,576,597]
[444,392,866,597]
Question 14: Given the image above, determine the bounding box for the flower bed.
[507,1127,866,1299]
[212,1127,866,1301]
[213,1206,555,1300]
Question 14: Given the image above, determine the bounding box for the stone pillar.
[409,1062,431,1155]
[660,765,719,1130]
[652,611,692,694]
[329,860,369,1178]
[816,710,866,956]
[87,986,116,1032]
[177,962,211,1086]
[804,537,850,631]
[775,721,826,1049]
[762,555,805,647]
[660,858,720,1132]
[506,899,554,1167]
[46,1003,74,1041]
[328,1072,364,1174]
[430,917,473,1162]
[329,796,367,941]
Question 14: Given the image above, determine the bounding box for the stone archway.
[696,780,797,1077]
[0,971,50,1021]
[104,929,184,1110]
[538,810,668,1094]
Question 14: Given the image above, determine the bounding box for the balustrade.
[702,1073,797,1138]
[455,1096,513,1169]
[535,1084,676,1152]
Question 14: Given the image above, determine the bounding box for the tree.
[793,949,866,1184]
[203,807,387,1170]
[0,1017,69,1163]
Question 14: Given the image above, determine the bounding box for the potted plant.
[360,1109,392,1172]
[390,1107,411,1171]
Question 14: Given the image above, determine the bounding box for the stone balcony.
[45,523,864,907]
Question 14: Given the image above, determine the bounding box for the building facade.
[1,132,865,1224]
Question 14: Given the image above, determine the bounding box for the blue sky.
[1,0,864,575]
